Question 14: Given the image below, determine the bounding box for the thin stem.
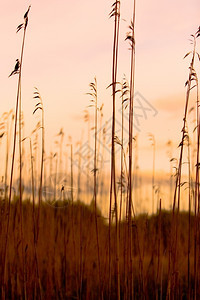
[2,15,29,296]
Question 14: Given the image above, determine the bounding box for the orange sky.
[0,0,199,174]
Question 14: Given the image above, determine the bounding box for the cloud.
[154,93,187,115]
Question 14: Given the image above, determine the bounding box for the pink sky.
[0,0,199,173]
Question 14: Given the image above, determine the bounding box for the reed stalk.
[4,110,14,201]
[125,0,136,297]
[2,6,31,298]
[87,78,102,298]
[168,30,199,298]
[148,134,156,214]
[33,88,44,241]
[108,1,121,298]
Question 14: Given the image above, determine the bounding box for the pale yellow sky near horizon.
[0,0,200,174]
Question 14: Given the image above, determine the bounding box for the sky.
[0,0,200,176]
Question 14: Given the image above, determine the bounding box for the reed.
[84,109,91,197]
[2,6,31,299]
[108,1,121,298]
[167,28,200,298]
[125,0,136,297]
[1,3,200,300]
[87,77,102,298]
[33,88,45,242]
[148,133,156,214]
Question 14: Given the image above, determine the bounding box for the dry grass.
[0,200,197,299]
